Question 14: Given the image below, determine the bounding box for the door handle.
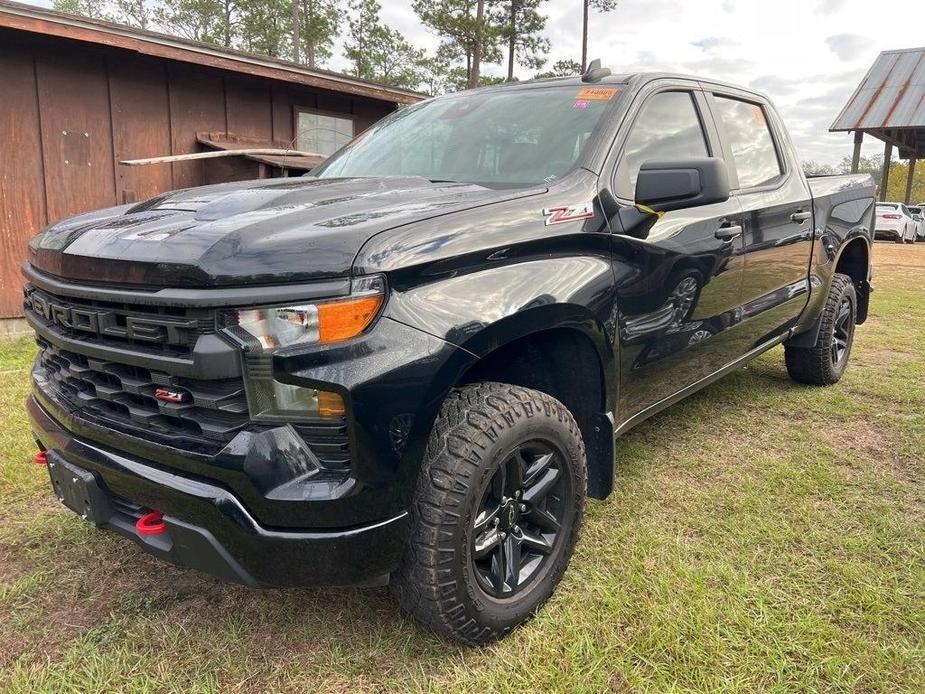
[715,223,742,240]
[790,210,812,223]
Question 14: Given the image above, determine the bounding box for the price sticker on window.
[576,87,619,101]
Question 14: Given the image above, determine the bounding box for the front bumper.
[29,395,409,586]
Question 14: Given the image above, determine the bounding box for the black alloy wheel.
[784,272,856,386]
[470,441,569,598]
[391,382,586,644]
[831,294,854,369]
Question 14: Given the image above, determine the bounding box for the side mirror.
[635,158,730,213]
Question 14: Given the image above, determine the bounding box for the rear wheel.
[391,382,586,644]
[784,273,856,385]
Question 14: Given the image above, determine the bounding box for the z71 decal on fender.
[542,203,595,226]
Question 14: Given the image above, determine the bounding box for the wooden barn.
[0,0,424,326]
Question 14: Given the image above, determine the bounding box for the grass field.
[0,244,922,693]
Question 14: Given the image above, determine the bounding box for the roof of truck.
[466,71,772,101]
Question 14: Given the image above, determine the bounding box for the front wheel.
[784,273,856,385]
[391,382,586,644]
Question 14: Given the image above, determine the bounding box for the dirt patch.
[871,242,925,269]
[818,417,923,484]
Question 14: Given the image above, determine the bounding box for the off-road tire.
[784,272,856,385]
[391,382,586,645]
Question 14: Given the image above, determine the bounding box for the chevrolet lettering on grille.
[25,289,198,346]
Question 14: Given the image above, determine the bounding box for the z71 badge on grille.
[542,203,595,226]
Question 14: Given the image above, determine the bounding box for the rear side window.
[615,91,710,199]
[712,96,783,189]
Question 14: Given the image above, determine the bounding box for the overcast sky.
[25,0,923,167]
[369,0,922,167]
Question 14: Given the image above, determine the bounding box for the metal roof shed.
[830,47,925,202]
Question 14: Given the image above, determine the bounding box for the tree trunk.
[306,0,316,68]
[581,0,589,72]
[224,0,232,47]
[291,0,299,62]
[507,2,516,81]
[470,0,485,89]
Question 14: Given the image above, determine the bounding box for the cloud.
[749,75,801,96]
[825,34,873,61]
[816,0,849,14]
[690,36,737,50]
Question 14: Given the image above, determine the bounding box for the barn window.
[296,109,354,156]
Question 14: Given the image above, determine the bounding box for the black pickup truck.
[23,68,875,644]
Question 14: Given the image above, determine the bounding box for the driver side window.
[614,91,710,200]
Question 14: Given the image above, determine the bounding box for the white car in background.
[908,206,925,241]
[874,203,917,243]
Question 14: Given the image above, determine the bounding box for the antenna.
[582,58,612,83]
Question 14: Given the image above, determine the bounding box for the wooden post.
[905,157,917,204]
[851,131,863,173]
[880,140,892,201]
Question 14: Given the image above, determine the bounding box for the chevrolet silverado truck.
[24,68,875,644]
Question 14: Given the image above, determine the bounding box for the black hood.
[28,176,538,288]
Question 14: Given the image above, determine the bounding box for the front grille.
[37,339,249,447]
[23,286,212,358]
[28,281,352,468]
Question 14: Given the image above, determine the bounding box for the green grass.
[1,250,923,693]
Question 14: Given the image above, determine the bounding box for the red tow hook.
[33,451,47,465]
[136,511,167,536]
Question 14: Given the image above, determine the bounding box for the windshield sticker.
[543,203,595,226]
[573,99,590,110]
[751,104,766,124]
[576,87,618,101]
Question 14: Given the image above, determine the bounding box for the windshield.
[312,85,622,187]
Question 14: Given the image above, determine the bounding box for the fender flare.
[397,305,618,499]
[788,232,871,348]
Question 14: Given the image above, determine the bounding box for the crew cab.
[23,67,875,644]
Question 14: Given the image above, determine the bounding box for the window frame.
[293,106,356,157]
[704,90,789,194]
[608,84,719,203]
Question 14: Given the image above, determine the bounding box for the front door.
[603,88,748,421]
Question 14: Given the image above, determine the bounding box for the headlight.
[221,276,385,421]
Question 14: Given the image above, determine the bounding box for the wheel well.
[835,238,870,323]
[459,329,614,499]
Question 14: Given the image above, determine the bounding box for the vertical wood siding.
[0,30,395,317]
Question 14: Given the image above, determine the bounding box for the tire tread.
[390,382,586,645]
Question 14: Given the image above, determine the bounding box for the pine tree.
[113,0,158,29]
[582,0,618,71]
[294,0,342,68]
[494,0,549,81]
[534,58,581,79]
[413,0,502,89]
[238,0,292,58]
[54,0,114,21]
[155,0,235,46]
[345,0,424,89]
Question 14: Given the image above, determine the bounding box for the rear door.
[602,83,748,420]
[705,89,815,344]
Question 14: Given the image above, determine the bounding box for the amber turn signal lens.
[317,390,346,418]
[317,295,382,344]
